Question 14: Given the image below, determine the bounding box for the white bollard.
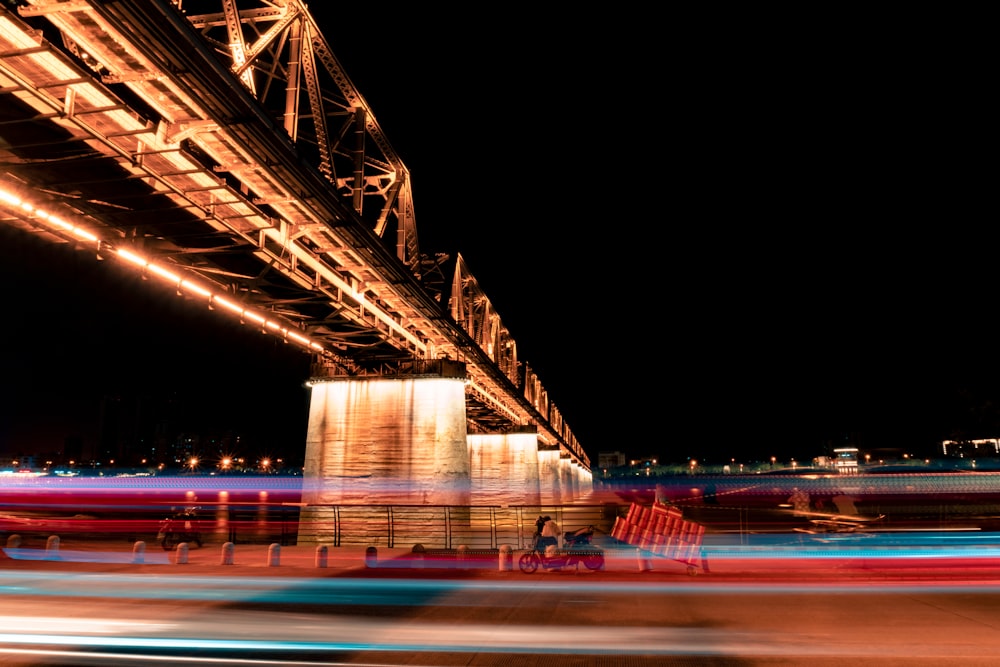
[411,543,425,569]
[315,545,328,568]
[457,544,468,568]
[175,542,189,564]
[6,534,21,549]
[636,548,652,572]
[220,542,235,565]
[132,541,146,564]
[365,546,378,568]
[267,543,281,567]
[46,535,60,558]
[498,544,513,572]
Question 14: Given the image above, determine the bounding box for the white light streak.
[0,615,173,635]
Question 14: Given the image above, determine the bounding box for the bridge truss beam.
[0,0,588,467]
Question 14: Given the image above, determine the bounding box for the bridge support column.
[299,368,470,543]
[467,431,541,506]
[559,455,578,500]
[538,447,564,506]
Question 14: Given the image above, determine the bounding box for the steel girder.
[0,0,588,466]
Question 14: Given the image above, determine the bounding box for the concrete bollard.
[6,535,21,549]
[132,541,146,564]
[267,543,281,567]
[456,544,468,569]
[498,544,513,572]
[175,542,189,564]
[45,535,60,558]
[220,542,235,565]
[636,548,652,572]
[365,546,378,568]
[315,545,328,568]
[411,543,425,569]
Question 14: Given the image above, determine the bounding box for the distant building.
[942,439,1000,457]
[598,451,627,470]
[1,454,36,470]
[832,447,859,474]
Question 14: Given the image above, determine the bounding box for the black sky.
[308,7,993,464]
[0,225,313,463]
[1,6,993,466]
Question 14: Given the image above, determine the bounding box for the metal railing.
[261,503,619,550]
[0,502,621,550]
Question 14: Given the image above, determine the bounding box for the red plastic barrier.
[625,503,640,523]
[636,506,651,531]
[611,516,629,541]
[615,501,706,572]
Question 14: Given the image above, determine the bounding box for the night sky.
[0,226,313,465]
[309,8,993,464]
[1,6,992,467]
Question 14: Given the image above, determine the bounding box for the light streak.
[5,568,1000,605]
[0,608,998,660]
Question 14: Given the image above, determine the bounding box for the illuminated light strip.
[0,189,99,244]
[3,187,416,359]
[114,247,321,350]
[0,185,324,355]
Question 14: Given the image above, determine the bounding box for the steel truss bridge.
[0,0,588,468]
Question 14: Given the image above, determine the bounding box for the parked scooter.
[157,507,202,550]
[519,525,604,573]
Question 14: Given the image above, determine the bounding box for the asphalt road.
[5,537,1000,665]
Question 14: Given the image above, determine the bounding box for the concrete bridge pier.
[468,430,542,506]
[299,369,471,543]
[297,362,590,545]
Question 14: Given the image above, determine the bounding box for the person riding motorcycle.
[535,515,561,555]
[520,518,604,573]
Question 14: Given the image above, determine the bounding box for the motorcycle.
[157,508,202,550]
[518,525,605,573]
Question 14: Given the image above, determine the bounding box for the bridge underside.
[0,2,591,488]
